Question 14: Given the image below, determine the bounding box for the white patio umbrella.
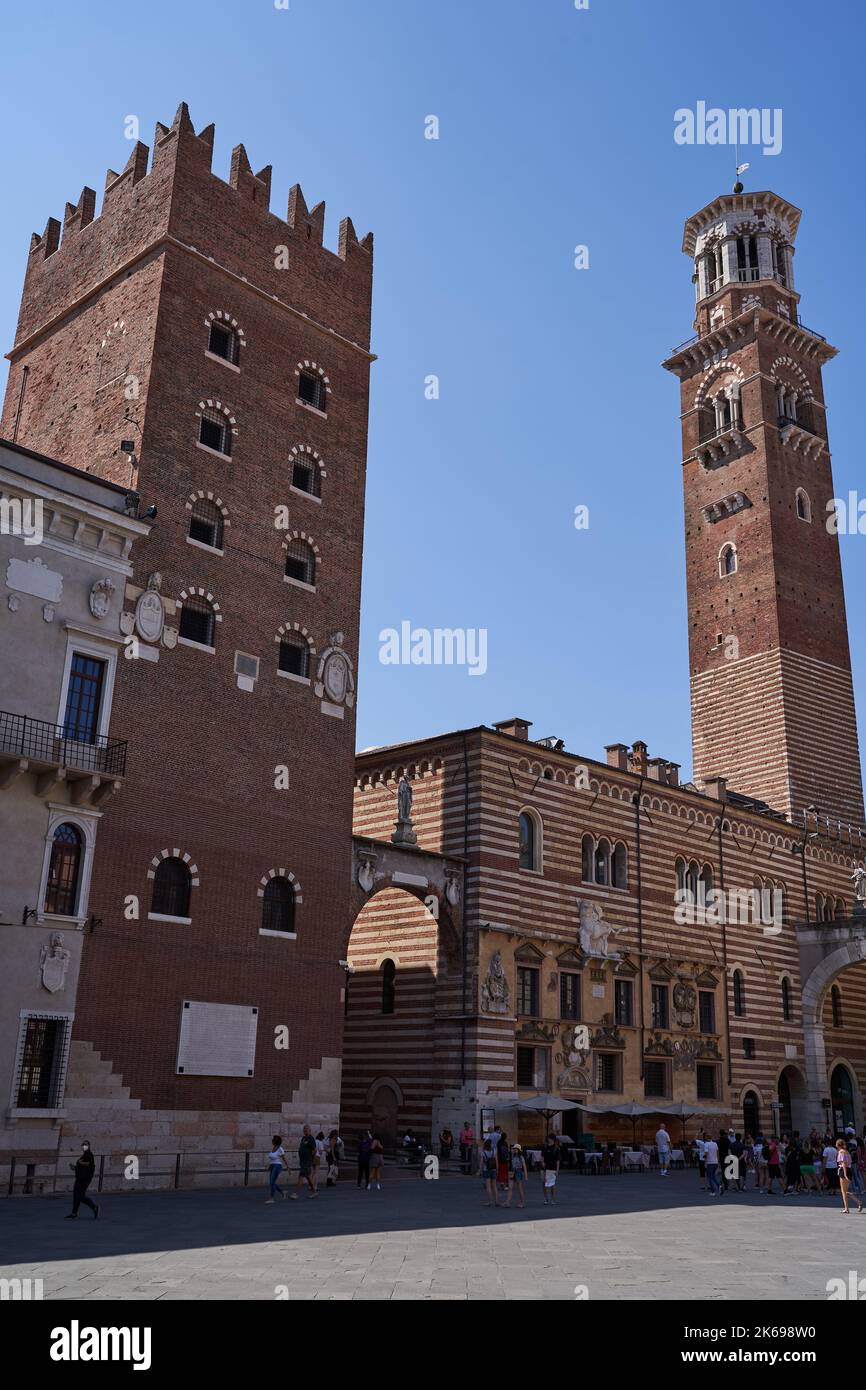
[516,1093,587,1136]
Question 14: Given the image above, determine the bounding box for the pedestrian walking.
[369,1135,384,1190]
[799,1141,820,1193]
[510,1144,527,1208]
[717,1129,730,1191]
[439,1127,454,1160]
[541,1135,561,1205]
[704,1134,720,1195]
[753,1134,768,1192]
[496,1130,512,1204]
[783,1136,801,1194]
[731,1133,746,1191]
[311,1131,326,1191]
[357,1129,372,1189]
[325,1130,343,1186]
[836,1139,863,1215]
[66,1141,100,1220]
[766,1136,783,1194]
[480,1137,498,1206]
[695,1132,708,1189]
[291,1125,318,1199]
[459,1120,474,1174]
[822,1139,839,1195]
[265,1134,288,1203]
[655,1123,672,1177]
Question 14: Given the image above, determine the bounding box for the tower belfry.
[664,189,864,826]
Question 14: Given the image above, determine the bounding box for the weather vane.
[733,146,750,193]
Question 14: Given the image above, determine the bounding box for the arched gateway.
[796,918,866,1132]
[341,837,465,1145]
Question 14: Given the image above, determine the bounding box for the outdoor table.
[670,1148,685,1168]
[526,1149,543,1170]
[584,1151,603,1172]
[622,1150,649,1170]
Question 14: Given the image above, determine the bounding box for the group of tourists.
[691,1123,866,1214]
[478,1126,560,1207]
[265,1126,347,1202]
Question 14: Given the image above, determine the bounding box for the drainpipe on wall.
[11,365,28,443]
[633,778,645,1080]
[716,813,733,1088]
[461,731,470,1086]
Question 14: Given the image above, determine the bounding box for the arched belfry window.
[796,489,811,523]
[381,959,396,1015]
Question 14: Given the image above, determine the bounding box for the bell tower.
[664,186,864,826]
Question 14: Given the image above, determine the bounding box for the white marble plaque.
[6,556,63,601]
[176,1000,258,1077]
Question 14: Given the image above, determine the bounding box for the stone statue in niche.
[444,870,460,908]
[577,899,622,959]
[40,933,71,994]
[89,576,115,619]
[850,865,866,904]
[480,950,510,1015]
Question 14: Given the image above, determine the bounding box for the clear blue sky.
[1,0,864,777]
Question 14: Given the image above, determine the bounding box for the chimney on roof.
[704,775,728,801]
[647,757,668,783]
[494,718,531,741]
[605,743,629,771]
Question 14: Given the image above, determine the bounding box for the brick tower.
[1,104,374,1156]
[664,187,864,827]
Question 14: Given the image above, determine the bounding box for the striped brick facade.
[348,728,866,1147]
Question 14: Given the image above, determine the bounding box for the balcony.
[0,710,127,803]
[693,422,748,469]
[736,266,760,282]
[777,416,825,459]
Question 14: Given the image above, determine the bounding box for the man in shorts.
[292,1124,318,1199]
[541,1135,561,1205]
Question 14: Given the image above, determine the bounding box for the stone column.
[802,1021,829,1130]
[720,237,739,287]
[757,233,774,281]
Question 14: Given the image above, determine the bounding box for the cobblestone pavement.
[2,1168,863,1301]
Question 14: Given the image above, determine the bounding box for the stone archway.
[777,1064,808,1136]
[340,839,466,1148]
[796,922,866,1130]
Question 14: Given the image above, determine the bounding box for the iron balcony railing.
[0,710,127,778]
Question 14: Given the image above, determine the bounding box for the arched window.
[594,838,611,887]
[44,823,82,915]
[612,842,628,890]
[284,539,316,587]
[686,860,700,903]
[714,393,732,431]
[732,969,746,1017]
[151,857,192,919]
[736,235,759,279]
[743,1090,760,1138]
[381,959,396,1015]
[178,596,216,648]
[278,634,310,679]
[816,892,829,923]
[261,877,295,934]
[188,497,225,551]
[519,811,539,871]
[719,544,737,577]
[581,834,594,882]
[698,863,714,906]
[781,976,792,1022]
[831,984,843,1029]
[198,406,232,456]
[297,370,327,412]
[675,857,687,895]
[795,489,811,523]
[834,898,846,921]
[291,453,322,498]
[207,320,240,365]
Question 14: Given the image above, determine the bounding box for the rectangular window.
[298,372,325,411]
[644,1060,670,1098]
[199,415,226,452]
[516,1045,548,1089]
[614,978,633,1027]
[516,967,539,1018]
[560,972,581,1020]
[62,653,106,744]
[595,1052,621,1092]
[743,1037,756,1059]
[698,990,716,1034]
[696,1063,718,1100]
[651,983,669,1030]
[15,1016,69,1109]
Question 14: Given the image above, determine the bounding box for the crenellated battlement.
[15,102,374,354]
